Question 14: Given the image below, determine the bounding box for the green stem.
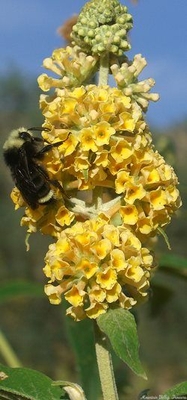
[92,186,103,209]
[94,321,119,400]
[0,329,22,367]
[98,54,110,86]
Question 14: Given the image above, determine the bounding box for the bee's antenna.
[28,127,50,132]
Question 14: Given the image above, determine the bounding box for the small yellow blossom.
[94,122,115,146]
[89,283,106,303]
[120,205,139,225]
[80,128,98,152]
[65,285,86,307]
[85,302,108,320]
[76,259,98,279]
[110,139,133,163]
[56,206,75,227]
[92,239,112,259]
[110,249,127,272]
[96,267,117,290]
[11,187,25,209]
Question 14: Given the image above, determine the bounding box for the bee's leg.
[50,179,65,194]
[50,179,73,207]
[36,142,63,157]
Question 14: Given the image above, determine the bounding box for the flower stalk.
[98,54,110,86]
[0,329,22,368]
[94,322,119,400]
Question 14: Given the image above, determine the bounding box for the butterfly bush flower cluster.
[11,0,181,320]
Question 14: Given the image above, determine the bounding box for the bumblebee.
[3,127,64,209]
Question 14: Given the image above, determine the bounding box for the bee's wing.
[15,148,49,208]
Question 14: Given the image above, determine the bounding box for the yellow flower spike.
[90,87,110,102]
[43,219,157,319]
[6,0,181,325]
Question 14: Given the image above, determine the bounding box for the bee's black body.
[3,128,63,209]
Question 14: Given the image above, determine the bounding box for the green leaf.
[163,381,187,398]
[0,364,67,399]
[0,281,44,303]
[64,313,101,400]
[97,308,146,379]
[159,253,187,270]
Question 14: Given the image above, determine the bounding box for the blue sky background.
[0,0,187,129]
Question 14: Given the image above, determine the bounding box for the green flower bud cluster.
[71,0,133,56]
